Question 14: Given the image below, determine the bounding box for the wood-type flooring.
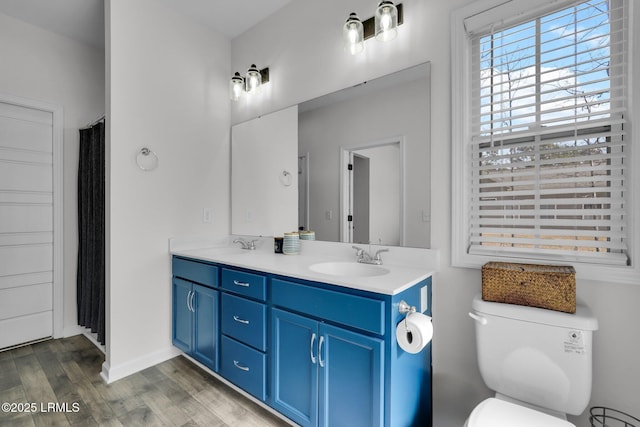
[0,335,289,426]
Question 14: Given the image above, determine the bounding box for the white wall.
[105,0,230,381]
[0,12,105,337]
[232,0,640,424]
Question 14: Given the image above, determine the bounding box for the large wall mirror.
[232,62,431,248]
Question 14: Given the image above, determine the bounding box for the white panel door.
[0,101,54,349]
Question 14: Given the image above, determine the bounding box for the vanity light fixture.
[343,2,403,55]
[229,65,270,101]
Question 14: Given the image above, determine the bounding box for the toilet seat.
[467,398,575,427]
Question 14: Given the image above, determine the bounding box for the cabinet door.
[172,278,192,353]
[192,284,218,371]
[271,309,318,427]
[319,324,384,427]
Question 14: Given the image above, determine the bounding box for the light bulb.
[343,12,364,55]
[229,72,244,101]
[245,64,262,94]
[375,1,398,42]
[380,12,392,31]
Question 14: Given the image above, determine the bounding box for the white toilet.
[466,294,598,426]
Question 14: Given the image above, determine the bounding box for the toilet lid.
[468,398,575,427]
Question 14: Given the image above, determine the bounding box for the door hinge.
[348,163,353,171]
[348,215,353,222]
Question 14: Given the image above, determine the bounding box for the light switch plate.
[203,208,214,224]
[420,285,429,313]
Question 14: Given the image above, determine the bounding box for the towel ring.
[136,147,159,171]
[280,170,292,187]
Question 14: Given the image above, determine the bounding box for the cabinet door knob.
[233,360,250,372]
[233,315,249,325]
[233,280,250,287]
[310,333,317,364]
[318,336,325,368]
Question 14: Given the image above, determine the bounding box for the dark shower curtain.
[77,121,105,345]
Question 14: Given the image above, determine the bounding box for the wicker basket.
[481,262,576,313]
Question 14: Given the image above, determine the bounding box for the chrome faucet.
[352,246,388,265]
[233,238,257,250]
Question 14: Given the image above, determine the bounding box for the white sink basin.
[308,262,389,277]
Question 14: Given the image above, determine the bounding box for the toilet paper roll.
[396,312,433,354]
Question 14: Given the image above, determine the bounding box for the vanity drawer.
[272,279,385,335]
[220,335,266,401]
[172,257,218,288]
[221,268,266,301]
[221,293,266,351]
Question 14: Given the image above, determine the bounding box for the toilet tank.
[470,294,598,415]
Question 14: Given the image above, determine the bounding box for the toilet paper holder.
[398,300,416,315]
[396,300,433,353]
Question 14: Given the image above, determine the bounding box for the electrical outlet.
[203,208,214,224]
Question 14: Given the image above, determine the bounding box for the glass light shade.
[375,1,398,42]
[343,13,364,55]
[229,72,244,101]
[245,64,262,94]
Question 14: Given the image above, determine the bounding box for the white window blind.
[467,0,629,265]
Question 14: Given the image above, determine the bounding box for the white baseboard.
[100,346,181,384]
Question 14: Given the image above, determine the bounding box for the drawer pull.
[233,315,249,325]
[233,280,250,287]
[233,360,250,371]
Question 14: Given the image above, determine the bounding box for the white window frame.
[451,0,640,284]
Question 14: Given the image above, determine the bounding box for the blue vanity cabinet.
[219,267,268,401]
[172,257,219,371]
[172,254,433,426]
[271,279,385,427]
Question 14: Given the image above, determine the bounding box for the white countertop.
[170,237,438,296]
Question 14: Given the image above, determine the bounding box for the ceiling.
[0,0,293,49]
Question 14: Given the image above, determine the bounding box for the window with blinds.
[467,0,629,265]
